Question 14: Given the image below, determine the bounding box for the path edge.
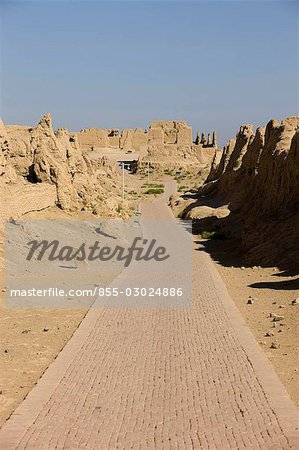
[204,250,299,448]
[0,307,102,448]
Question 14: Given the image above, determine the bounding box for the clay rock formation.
[185,205,230,221]
[1,114,126,221]
[6,127,33,177]
[0,118,10,155]
[0,119,19,183]
[200,124,259,203]
[213,124,255,200]
[29,114,124,213]
[0,118,10,175]
[206,138,236,183]
[242,117,299,267]
[0,117,57,230]
[181,116,299,271]
[205,148,225,183]
[29,115,81,210]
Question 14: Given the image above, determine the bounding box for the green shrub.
[164,169,174,175]
[177,209,186,219]
[201,230,226,240]
[175,175,185,182]
[144,188,164,195]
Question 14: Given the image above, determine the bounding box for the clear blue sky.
[1,0,298,145]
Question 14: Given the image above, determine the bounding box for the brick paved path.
[0,182,298,449]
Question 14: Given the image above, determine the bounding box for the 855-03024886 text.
[97,287,183,297]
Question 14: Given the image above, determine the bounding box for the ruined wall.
[77,128,109,150]
[149,121,193,146]
[77,126,148,153]
[107,129,120,148]
[75,120,217,174]
[148,125,164,148]
[195,130,218,148]
[136,120,219,175]
[140,121,200,168]
[132,128,148,151]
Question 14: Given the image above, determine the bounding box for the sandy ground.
[199,237,299,407]
[0,296,87,427]
[0,208,91,426]
[0,170,164,427]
